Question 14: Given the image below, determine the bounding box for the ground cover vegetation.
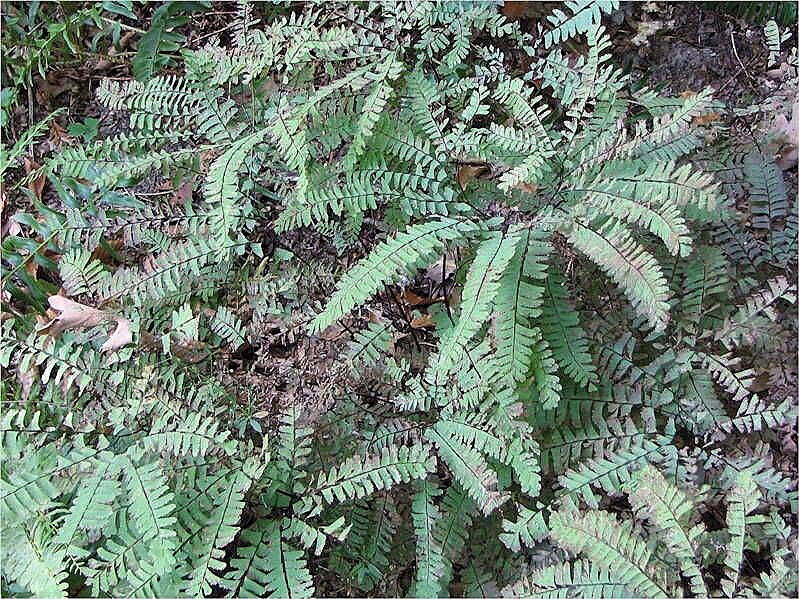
[0,0,797,597]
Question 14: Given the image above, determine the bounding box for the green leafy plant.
[1,1,797,598]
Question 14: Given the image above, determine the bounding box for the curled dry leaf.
[100,319,133,352]
[410,313,435,329]
[426,251,459,285]
[398,289,428,306]
[457,164,488,191]
[773,100,798,171]
[41,295,108,335]
[41,295,133,352]
[49,120,74,146]
[692,112,722,126]
[17,364,38,401]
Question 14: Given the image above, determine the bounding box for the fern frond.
[184,465,256,596]
[550,508,670,598]
[53,454,122,549]
[310,217,486,333]
[565,219,671,331]
[122,457,178,572]
[2,523,69,598]
[539,1,620,49]
[431,229,522,381]
[406,68,448,150]
[347,321,395,370]
[721,474,760,597]
[558,437,670,508]
[764,19,781,66]
[715,276,796,349]
[223,519,314,598]
[502,560,629,598]
[1,444,63,527]
[494,227,551,385]
[629,464,707,596]
[698,351,754,404]
[425,428,508,515]
[209,306,247,351]
[744,150,788,262]
[540,272,599,389]
[410,480,447,597]
[344,54,402,170]
[499,503,548,552]
[311,444,435,505]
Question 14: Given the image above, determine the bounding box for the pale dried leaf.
[100,318,133,352]
[41,295,108,335]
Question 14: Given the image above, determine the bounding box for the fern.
[550,509,670,598]
[429,230,522,382]
[565,219,671,331]
[540,271,599,390]
[224,519,314,598]
[410,480,447,597]
[628,464,708,596]
[502,560,629,598]
[1,2,796,598]
[311,445,435,505]
[310,218,487,333]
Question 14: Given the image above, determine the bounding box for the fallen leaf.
[23,158,45,200]
[91,238,124,266]
[501,1,548,19]
[24,258,38,279]
[398,289,428,306]
[426,251,459,285]
[457,164,487,191]
[692,112,721,126]
[773,100,798,171]
[100,318,133,352]
[631,19,673,47]
[49,120,73,146]
[41,295,108,335]
[515,182,539,194]
[174,177,195,205]
[410,313,435,329]
[41,294,134,352]
[318,323,345,341]
[17,364,37,401]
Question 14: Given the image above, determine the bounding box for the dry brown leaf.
[41,295,133,352]
[410,313,435,329]
[457,164,487,191]
[426,251,459,285]
[17,364,38,401]
[692,112,721,126]
[92,238,124,266]
[49,120,73,146]
[24,258,38,279]
[174,178,195,205]
[41,295,108,335]
[398,289,428,306]
[773,100,798,171]
[501,1,548,19]
[515,182,540,194]
[318,323,346,341]
[23,158,46,200]
[100,319,133,352]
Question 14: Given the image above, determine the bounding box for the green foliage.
[1,1,796,598]
[133,2,211,82]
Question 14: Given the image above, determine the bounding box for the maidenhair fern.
[1,0,796,598]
